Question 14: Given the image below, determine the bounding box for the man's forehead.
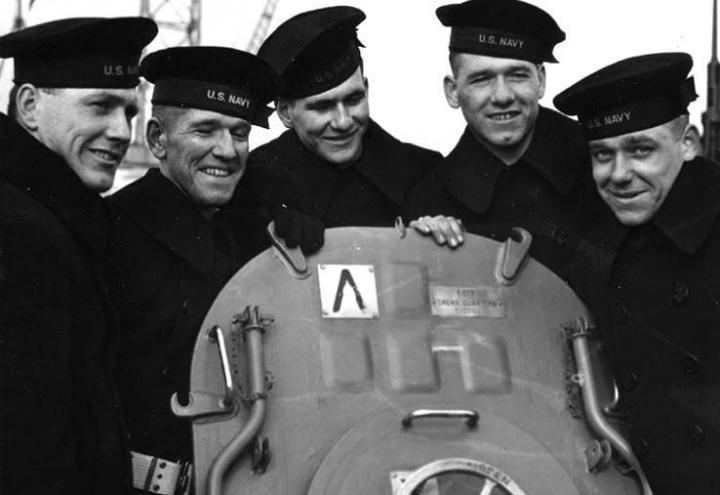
[174,106,251,127]
[456,53,537,72]
[59,87,138,101]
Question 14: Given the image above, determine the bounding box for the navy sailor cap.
[141,46,279,129]
[554,52,697,140]
[258,6,366,99]
[436,0,565,63]
[0,17,157,88]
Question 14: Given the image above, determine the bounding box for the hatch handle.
[209,325,234,406]
[496,227,532,285]
[266,221,309,278]
[171,325,235,418]
[401,409,479,429]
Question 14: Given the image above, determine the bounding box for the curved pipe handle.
[207,306,270,495]
[401,409,479,429]
[566,316,654,495]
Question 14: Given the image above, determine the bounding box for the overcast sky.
[0,0,715,154]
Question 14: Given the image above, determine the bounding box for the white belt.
[131,451,191,495]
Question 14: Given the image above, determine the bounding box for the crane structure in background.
[703,0,720,161]
[140,0,201,50]
[0,0,281,188]
[125,0,203,170]
[246,0,279,54]
[0,0,34,81]
[13,0,30,30]
[125,0,279,180]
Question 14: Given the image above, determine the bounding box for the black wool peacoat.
[248,119,442,227]
[571,156,720,494]
[0,113,131,495]
[105,168,270,463]
[405,107,604,283]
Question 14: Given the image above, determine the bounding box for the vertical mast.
[703,0,720,161]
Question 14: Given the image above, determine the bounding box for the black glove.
[273,204,324,254]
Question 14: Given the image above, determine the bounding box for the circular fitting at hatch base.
[395,458,527,495]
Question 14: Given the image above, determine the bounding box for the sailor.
[105,46,320,495]
[0,16,157,495]
[248,6,442,227]
[408,0,603,283]
[555,52,718,494]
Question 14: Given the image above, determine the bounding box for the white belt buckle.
[131,451,192,495]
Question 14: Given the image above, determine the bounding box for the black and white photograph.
[1,1,718,494]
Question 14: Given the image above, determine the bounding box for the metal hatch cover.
[184,227,640,495]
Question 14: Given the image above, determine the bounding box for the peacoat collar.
[272,119,417,216]
[575,156,720,287]
[650,156,720,255]
[441,107,588,214]
[0,112,108,256]
[108,168,216,276]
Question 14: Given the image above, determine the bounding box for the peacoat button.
[686,424,704,446]
[620,370,638,391]
[632,437,649,457]
[671,281,690,305]
[681,355,700,375]
[612,304,629,324]
[551,227,568,246]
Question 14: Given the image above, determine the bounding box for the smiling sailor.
[248,6,442,227]
[555,52,720,494]
[406,0,606,285]
[0,16,157,495]
[104,46,321,495]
